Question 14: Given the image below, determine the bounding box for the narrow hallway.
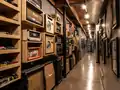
[56,53,103,90]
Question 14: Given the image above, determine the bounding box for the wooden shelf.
[22,20,44,28]
[28,47,41,49]
[0,49,20,54]
[27,41,42,44]
[0,16,20,25]
[0,1,19,12]
[27,0,43,13]
[0,34,20,39]
[0,63,20,72]
[24,57,43,63]
[0,77,20,88]
[55,32,63,36]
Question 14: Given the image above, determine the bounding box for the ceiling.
[69,0,103,25]
[49,0,105,37]
[68,0,104,37]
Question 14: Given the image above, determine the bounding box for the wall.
[42,0,63,24]
[105,0,120,39]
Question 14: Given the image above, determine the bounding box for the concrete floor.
[56,53,103,90]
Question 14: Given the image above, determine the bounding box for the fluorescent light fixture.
[84,14,90,19]
[81,4,87,10]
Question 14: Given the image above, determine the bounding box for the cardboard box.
[44,63,55,90]
[28,70,44,90]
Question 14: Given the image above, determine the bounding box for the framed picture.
[111,0,120,29]
[111,37,120,78]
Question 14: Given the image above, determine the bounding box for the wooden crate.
[0,0,21,88]
[42,33,55,56]
[42,14,54,34]
[21,0,44,28]
[22,41,43,63]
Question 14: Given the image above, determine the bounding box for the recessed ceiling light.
[102,24,105,27]
[86,21,89,24]
[84,14,90,19]
[81,4,87,10]
[87,24,91,28]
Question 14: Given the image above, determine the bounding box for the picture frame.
[111,0,120,29]
[111,37,120,78]
[45,35,55,54]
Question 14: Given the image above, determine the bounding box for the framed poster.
[111,0,120,29]
[111,37,120,77]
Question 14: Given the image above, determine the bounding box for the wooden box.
[22,41,43,63]
[44,63,55,90]
[42,33,55,56]
[22,0,44,28]
[44,14,54,34]
[22,29,42,41]
[55,21,62,35]
[28,70,44,90]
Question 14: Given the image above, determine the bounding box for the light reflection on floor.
[56,54,103,90]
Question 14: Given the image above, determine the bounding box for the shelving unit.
[0,0,21,88]
[0,0,82,89]
[22,29,43,63]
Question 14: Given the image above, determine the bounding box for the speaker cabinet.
[28,70,44,90]
[44,63,55,90]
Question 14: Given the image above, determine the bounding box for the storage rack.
[21,0,44,63]
[41,14,56,57]
[0,0,82,89]
[0,0,21,88]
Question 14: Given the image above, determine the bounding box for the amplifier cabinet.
[44,14,54,34]
[54,56,63,85]
[26,7,43,25]
[23,29,41,41]
[28,70,44,90]
[44,63,55,90]
[27,0,42,9]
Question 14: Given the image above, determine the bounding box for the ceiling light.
[87,24,91,28]
[102,24,105,27]
[86,21,89,24]
[81,4,87,10]
[84,14,90,19]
